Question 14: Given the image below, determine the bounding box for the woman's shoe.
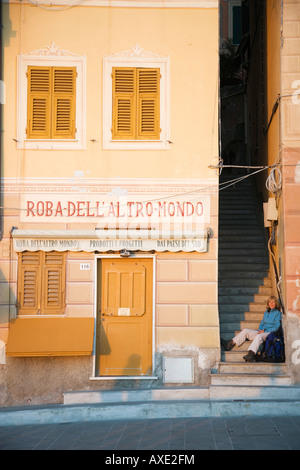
[243,350,255,362]
[221,338,235,351]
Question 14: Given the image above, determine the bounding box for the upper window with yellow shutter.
[27,67,52,139]
[112,67,160,141]
[17,47,86,150]
[103,45,170,150]
[27,66,76,140]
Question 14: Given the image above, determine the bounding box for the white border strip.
[7,1,218,8]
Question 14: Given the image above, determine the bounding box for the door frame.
[90,253,157,380]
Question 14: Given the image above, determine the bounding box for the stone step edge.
[63,379,294,405]
[63,387,210,405]
[218,360,287,367]
[2,397,300,426]
[62,378,294,404]
[210,372,291,378]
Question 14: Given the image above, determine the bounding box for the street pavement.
[1,415,300,451]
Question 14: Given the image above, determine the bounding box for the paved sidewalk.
[1,416,300,450]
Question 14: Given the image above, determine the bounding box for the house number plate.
[80,263,91,270]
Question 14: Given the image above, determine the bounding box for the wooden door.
[98,258,153,376]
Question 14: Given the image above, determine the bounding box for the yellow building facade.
[0,0,219,406]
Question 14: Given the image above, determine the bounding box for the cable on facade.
[263,95,280,135]
[265,166,282,194]
[26,0,89,12]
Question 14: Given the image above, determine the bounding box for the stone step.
[219,264,269,272]
[219,191,254,198]
[219,312,263,322]
[219,207,258,213]
[63,382,295,407]
[221,347,284,361]
[249,302,268,311]
[2,393,300,426]
[219,244,268,252]
[219,197,256,203]
[219,218,258,225]
[219,195,255,201]
[63,387,210,405]
[219,304,266,315]
[219,236,266,243]
[220,320,261,331]
[210,385,300,401]
[218,278,271,287]
[221,349,254,361]
[219,257,269,265]
[219,249,268,257]
[221,238,266,244]
[219,209,257,215]
[219,237,267,244]
[220,221,262,227]
[210,373,292,386]
[240,319,262,329]
[219,272,270,281]
[219,245,267,253]
[219,214,258,221]
[218,286,272,296]
[218,362,287,375]
[219,227,264,233]
[218,294,269,304]
[219,202,257,208]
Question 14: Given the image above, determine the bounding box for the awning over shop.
[6,317,95,357]
[12,229,209,253]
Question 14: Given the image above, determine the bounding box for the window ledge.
[19,139,84,150]
[103,140,170,150]
[17,314,67,318]
[90,376,158,381]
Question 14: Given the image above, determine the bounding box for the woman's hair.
[267,296,279,310]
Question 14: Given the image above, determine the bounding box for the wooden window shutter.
[112,67,160,140]
[52,67,76,139]
[112,67,136,140]
[27,66,76,140]
[18,251,66,315]
[27,66,51,139]
[42,252,66,314]
[137,68,160,140]
[18,252,42,314]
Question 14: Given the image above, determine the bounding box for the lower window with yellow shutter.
[8,251,94,357]
[17,251,66,315]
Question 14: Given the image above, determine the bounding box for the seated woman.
[221,296,282,362]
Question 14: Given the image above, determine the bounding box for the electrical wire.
[0,167,271,216]
[3,161,299,216]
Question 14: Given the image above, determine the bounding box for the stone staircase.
[211,173,290,398]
